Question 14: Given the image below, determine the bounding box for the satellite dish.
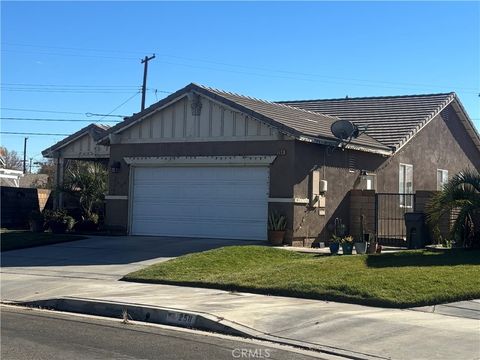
[331,120,359,140]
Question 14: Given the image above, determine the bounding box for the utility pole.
[23,137,28,174]
[141,54,156,111]
[29,157,33,173]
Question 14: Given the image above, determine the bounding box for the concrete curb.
[8,297,389,360]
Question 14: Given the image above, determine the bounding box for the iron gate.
[375,193,416,247]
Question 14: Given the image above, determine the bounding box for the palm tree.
[427,169,480,248]
[61,161,107,220]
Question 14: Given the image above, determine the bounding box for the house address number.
[166,311,197,326]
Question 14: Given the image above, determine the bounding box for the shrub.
[74,213,100,232]
[44,209,75,234]
[268,211,287,231]
[427,169,480,248]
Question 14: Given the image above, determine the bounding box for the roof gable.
[99,83,391,154]
[42,123,110,158]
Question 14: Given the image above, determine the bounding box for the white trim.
[399,163,414,208]
[436,168,449,191]
[268,197,309,204]
[127,165,135,235]
[105,195,128,200]
[123,155,277,167]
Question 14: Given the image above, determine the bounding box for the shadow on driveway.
[0,236,259,268]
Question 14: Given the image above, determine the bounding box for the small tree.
[0,146,23,170]
[35,159,56,189]
[426,169,480,248]
[61,161,107,220]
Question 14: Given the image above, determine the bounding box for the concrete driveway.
[0,235,253,301]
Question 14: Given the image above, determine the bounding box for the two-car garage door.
[130,166,269,240]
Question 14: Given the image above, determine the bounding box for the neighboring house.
[19,173,49,188]
[42,123,110,207]
[0,168,23,187]
[44,83,480,246]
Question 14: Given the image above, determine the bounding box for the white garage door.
[130,166,269,240]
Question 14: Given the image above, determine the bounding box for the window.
[399,163,413,207]
[365,175,374,190]
[437,169,448,191]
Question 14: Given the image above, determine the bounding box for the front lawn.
[1,230,87,251]
[123,246,480,308]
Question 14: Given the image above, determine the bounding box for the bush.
[74,213,100,232]
[44,209,75,234]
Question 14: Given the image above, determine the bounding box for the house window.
[437,169,448,191]
[399,163,413,208]
[365,175,375,190]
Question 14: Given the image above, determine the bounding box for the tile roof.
[279,93,456,150]
[99,83,391,154]
[195,84,390,151]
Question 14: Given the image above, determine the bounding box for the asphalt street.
[0,306,328,360]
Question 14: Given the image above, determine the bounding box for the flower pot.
[268,230,285,246]
[329,242,340,254]
[354,242,367,254]
[341,243,354,255]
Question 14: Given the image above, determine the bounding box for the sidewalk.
[1,237,479,360]
[2,271,479,360]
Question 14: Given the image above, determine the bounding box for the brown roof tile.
[279,93,455,149]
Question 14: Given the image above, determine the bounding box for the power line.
[97,91,140,121]
[1,83,140,88]
[0,107,86,115]
[2,42,478,93]
[1,132,70,136]
[0,117,120,123]
[2,88,140,94]
[1,49,138,61]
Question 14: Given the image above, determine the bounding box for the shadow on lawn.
[365,249,480,268]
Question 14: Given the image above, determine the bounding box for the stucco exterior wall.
[291,141,385,246]
[103,103,479,245]
[376,104,480,192]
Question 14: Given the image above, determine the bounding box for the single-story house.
[44,83,480,246]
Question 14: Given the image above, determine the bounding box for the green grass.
[1,230,87,251]
[123,245,480,308]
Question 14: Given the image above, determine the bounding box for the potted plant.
[44,209,75,234]
[341,235,354,255]
[268,211,287,246]
[28,210,45,233]
[354,215,368,254]
[74,213,100,233]
[329,234,341,254]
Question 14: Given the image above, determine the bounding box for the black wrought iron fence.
[375,193,416,247]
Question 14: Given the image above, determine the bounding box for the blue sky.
[1,1,479,168]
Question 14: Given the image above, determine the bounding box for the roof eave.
[42,124,108,158]
[450,95,480,151]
